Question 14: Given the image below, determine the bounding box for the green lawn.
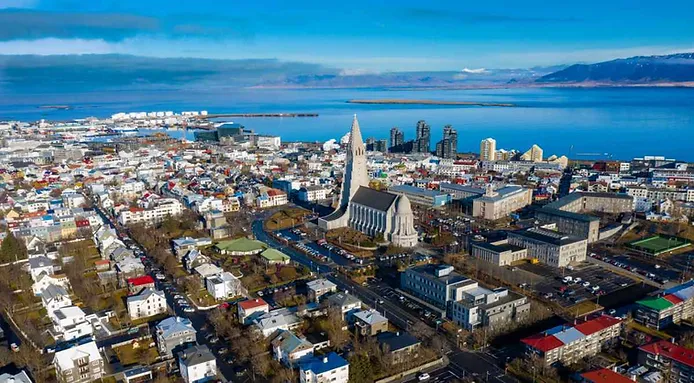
[628,235,691,255]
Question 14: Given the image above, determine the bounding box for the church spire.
[349,114,365,157]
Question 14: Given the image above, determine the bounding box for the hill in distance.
[537,52,694,84]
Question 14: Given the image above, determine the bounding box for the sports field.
[628,235,691,256]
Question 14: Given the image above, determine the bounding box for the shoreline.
[346,99,515,107]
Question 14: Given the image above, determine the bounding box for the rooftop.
[640,340,694,368]
[510,227,585,246]
[406,264,472,286]
[299,352,348,375]
[351,186,398,212]
[376,331,421,351]
[581,368,633,383]
[214,237,267,252]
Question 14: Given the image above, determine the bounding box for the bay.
[1,87,693,161]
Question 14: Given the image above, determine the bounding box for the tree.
[348,353,374,383]
[0,230,27,263]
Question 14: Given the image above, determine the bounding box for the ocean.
[1,86,693,161]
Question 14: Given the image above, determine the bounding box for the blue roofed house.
[376,331,421,364]
[271,330,314,366]
[299,352,349,383]
[155,317,197,358]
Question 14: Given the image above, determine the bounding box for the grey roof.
[127,288,165,303]
[552,326,585,345]
[406,264,472,286]
[439,183,486,195]
[353,309,388,325]
[157,317,195,339]
[306,278,337,291]
[389,185,447,198]
[0,370,32,383]
[473,241,526,253]
[351,187,397,211]
[327,292,361,308]
[42,284,69,300]
[376,331,420,352]
[28,256,53,269]
[537,207,599,222]
[476,186,527,203]
[178,344,215,367]
[510,227,585,246]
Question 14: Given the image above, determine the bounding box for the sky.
[1,0,693,72]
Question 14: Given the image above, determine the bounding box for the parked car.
[582,281,590,287]
[418,373,430,381]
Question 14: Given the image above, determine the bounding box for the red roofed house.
[127,275,155,295]
[639,340,694,383]
[238,298,269,324]
[581,368,633,383]
[522,315,622,365]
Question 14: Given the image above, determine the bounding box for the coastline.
[346,99,515,107]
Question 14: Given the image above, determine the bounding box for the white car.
[418,373,430,381]
[155,273,166,280]
[582,281,590,287]
[183,307,195,313]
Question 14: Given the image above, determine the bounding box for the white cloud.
[339,68,378,76]
[461,67,489,74]
[0,38,117,55]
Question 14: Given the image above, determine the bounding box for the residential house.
[306,279,337,302]
[53,340,104,383]
[238,298,270,325]
[352,310,388,336]
[376,332,421,364]
[49,306,93,341]
[254,308,302,337]
[28,256,54,282]
[155,317,197,358]
[326,292,362,321]
[127,288,167,321]
[33,273,70,295]
[0,370,32,383]
[40,284,72,313]
[122,366,153,383]
[271,330,314,366]
[205,272,242,300]
[260,248,291,265]
[127,275,156,295]
[183,250,210,272]
[178,344,217,383]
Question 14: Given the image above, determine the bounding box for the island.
[38,105,72,110]
[347,99,515,107]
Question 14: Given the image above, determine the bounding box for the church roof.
[351,187,397,211]
[395,195,413,214]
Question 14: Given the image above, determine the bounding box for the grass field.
[628,235,691,256]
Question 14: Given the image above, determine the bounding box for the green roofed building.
[634,280,694,330]
[260,248,291,265]
[214,238,267,256]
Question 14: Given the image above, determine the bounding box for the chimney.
[255,298,259,302]
[323,356,328,363]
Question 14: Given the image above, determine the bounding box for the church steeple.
[348,114,366,157]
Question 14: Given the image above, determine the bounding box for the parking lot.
[371,283,442,326]
[525,262,635,308]
[597,252,680,284]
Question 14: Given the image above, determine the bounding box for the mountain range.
[537,53,694,84]
[0,52,693,93]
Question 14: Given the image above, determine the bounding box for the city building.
[507,227,588,268]
[178,345,217,383]
[388,184,451,208]
[117,198,183,226]
[299,352,349,383]
[521,144,543,162]
[581,368,633,383]
[306,279,337,302]
[448,285,530,331]
[389,127,404,151]
[326,292,362,320]
[53,340,104,383]
[297,185,329,202]
[205,271,242,300]
[400,264,475,310]
[521,315,622,365]
[0,370,32,383]
[639,340,694,383]
[414,120,431,153]
[472,185,533,220]
[634,280,694,330]
[471,240,528,266]
[318,116,418,248]
[479,138,497,161]
[254,308,302,337]
[439,183,486,201]
[122,366,152,383]
[49,306,93,341]
[155,317,197,358]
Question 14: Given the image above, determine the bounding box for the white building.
[117,198,183,226]
[49,306,93,341]
[299,352,349,383]
[40,284,72,313]
[127,288,167,320]
[178,345,217,383]
[205,272,242,300]
[53,340,104,383]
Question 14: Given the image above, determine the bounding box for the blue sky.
[1,0,693,71]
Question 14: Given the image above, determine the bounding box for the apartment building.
[639,340,694,383]
[627,186,694,204]
[54,340,104,383]
[448,286,530,331]
[634,280,694,330]
[117,198,183,226]
[438,183,485,201]
[297,185,328,202]
[522,315,622,365]
[507,227,587,268]
[472,185,532,221]
[536,208,600,243]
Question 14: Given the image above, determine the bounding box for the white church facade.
[318,115,418,248]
